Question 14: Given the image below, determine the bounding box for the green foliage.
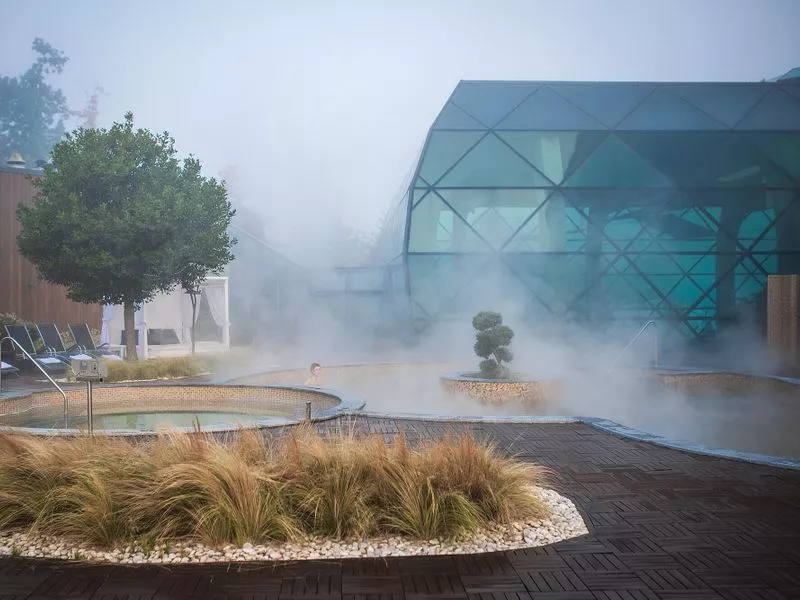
[15,112,236,359]
[472,311,514,379]
[0,39,69,164]
[0,313,22,328]
[472,311,502,331]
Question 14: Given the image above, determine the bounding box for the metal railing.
[606,320,659,373]
[0,336,69,428]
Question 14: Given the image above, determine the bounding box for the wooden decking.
[1,417,799,598]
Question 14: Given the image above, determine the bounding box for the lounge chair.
[68,324,123,360]
[0,360,19,376]
[2,324,68,373]
[35,323,94,363]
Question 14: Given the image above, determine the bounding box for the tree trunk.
[190,292,197,355]
[123,301,138,361]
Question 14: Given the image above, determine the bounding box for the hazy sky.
[2,0,798,259]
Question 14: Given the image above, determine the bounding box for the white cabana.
[101,277,230,358]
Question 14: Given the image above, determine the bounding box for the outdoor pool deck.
[1,410,799,598]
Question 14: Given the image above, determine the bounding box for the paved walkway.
[1,417,799,599]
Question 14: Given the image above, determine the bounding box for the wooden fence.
[767,274,800,371]
[0,167,101,329]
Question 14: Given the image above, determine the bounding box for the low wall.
[659,372,800,398]
[440,374,562,404]
[0,384,339,429]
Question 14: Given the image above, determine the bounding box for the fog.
[4,1,799,457]
[3,0,799,258]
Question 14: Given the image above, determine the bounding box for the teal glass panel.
[783,84,800,101]
[502,253,585,314]
[617,87,728,130]
[437,189,549,251]
[418,131,486,185]
[735,209,776,303]
[500,191,565,252]
[563,135,674,188]
[604,208,648,242]
[736,88,800,130]
[739,132,800,181]
[468,207,529,250]
[496,131,606,185]
[738,209,777,250]
[433,102,487,130]
[686,133,795,188]
[414,176,430,188]
[437,133,552,187]
[412,189,429,208]
[407,254,493,317]
[670,84,768,128]
[408,192,491,253]
[496,86,604,130]
[615,132,729,185]
[552,83,653,128]
[449,81,539,128]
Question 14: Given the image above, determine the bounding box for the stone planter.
[440,372,561,404]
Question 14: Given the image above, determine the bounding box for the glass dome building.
[372,78,800,341]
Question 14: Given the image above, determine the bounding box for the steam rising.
[3,2,798,458]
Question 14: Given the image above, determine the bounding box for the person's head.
[310,363,321,377]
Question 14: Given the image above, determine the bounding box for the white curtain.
[203,284,227,328]
[100,304,116,346]
[180,292,200,343]
[134,305,148,359]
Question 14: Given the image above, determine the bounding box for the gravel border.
[0,488,587,564]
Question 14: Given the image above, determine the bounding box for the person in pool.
[304,362,322,386]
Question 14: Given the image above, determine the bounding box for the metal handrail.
[0,336,69,428]
[607,320,659,373]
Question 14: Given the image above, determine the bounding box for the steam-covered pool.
[21,410,293,432]
[231,364,800,461]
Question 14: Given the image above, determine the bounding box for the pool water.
[26,411,291,431]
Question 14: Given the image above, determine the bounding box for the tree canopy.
[16,112,236,358]
[0,38,69,164]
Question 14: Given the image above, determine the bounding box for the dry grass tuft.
[0,428,549,547]
[101,356,211,382]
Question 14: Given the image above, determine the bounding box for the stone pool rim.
[0,382,366,437]
[439,371,547,384]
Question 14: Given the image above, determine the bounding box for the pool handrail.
[607,320,659,373]
[0,335,69,428]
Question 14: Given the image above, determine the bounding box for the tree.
[0,38,69,164]
[175,157,236,354]
[472,311,514,379]
[16,112,235,359]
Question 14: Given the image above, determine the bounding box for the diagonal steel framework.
[393,81,800,339]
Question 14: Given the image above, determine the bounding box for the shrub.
[0,313,23,328]
[0,429,548,547]
[100,356,211,382]
[472,311,514,379]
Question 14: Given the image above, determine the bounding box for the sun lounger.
[34,323,94,362]
[2,324,68,373]
[68,324,123,360]
[0,360,19,376]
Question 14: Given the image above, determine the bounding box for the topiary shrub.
[472,311,514,379]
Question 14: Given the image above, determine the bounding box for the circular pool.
[0,383,364,435]
[21,410,293,432]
